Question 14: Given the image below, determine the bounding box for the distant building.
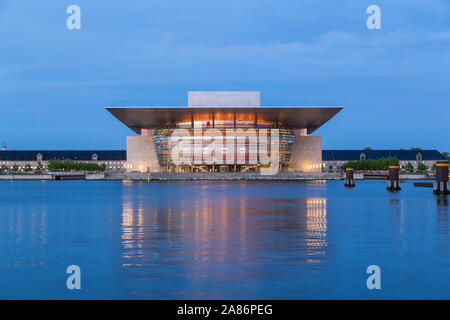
[0,150,126,171]
[322,150,446,172]
[0,149,446,173]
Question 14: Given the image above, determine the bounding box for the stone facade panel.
[127,133,161,172]
[289,133,322,172]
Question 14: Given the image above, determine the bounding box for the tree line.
[47,160,106,172]
[0,160,106,173]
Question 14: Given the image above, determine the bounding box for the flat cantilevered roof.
[106,107,342,134]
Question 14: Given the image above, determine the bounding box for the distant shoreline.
[0,172,434,181]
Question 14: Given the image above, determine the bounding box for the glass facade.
[153,116,295,172]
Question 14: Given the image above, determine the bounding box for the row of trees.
[342,159,434,173]
[406,163,429,173]
[47,160,106,172]
[341,157,400,171]
[1,160,106,173]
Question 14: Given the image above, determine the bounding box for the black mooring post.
[434,160,449,195]
[345,168,355,187]
[387,165,401,191]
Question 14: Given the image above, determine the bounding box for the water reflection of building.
[306,180,327,191]
[121,202,153,265]
[389,199,405,235]
[436,196,448,208]
[436,196,448,253]
[120,187,328,268]
[306,198,327,263]
[2,205,48,267]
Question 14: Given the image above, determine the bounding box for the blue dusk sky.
[0,0,449,151]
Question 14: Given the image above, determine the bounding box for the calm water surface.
[0,180,448,299]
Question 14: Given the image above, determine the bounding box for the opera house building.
[107,91,341,174]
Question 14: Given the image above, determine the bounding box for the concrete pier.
[111,172,342,181]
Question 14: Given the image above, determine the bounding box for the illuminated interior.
[153,117,295,172]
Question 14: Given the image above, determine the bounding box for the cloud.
[0,0,449,150]
[2,26,450,91]
[1,1,450,89]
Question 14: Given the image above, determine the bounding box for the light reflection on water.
[120,196,328,269]
[305,199,327,263]
[0,180,448,299]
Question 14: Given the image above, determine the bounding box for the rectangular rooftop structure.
[188,91,260,107]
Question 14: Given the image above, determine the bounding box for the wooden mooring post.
[434,160,449,195]
[387,165,401,191]
[345,168,355,187]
